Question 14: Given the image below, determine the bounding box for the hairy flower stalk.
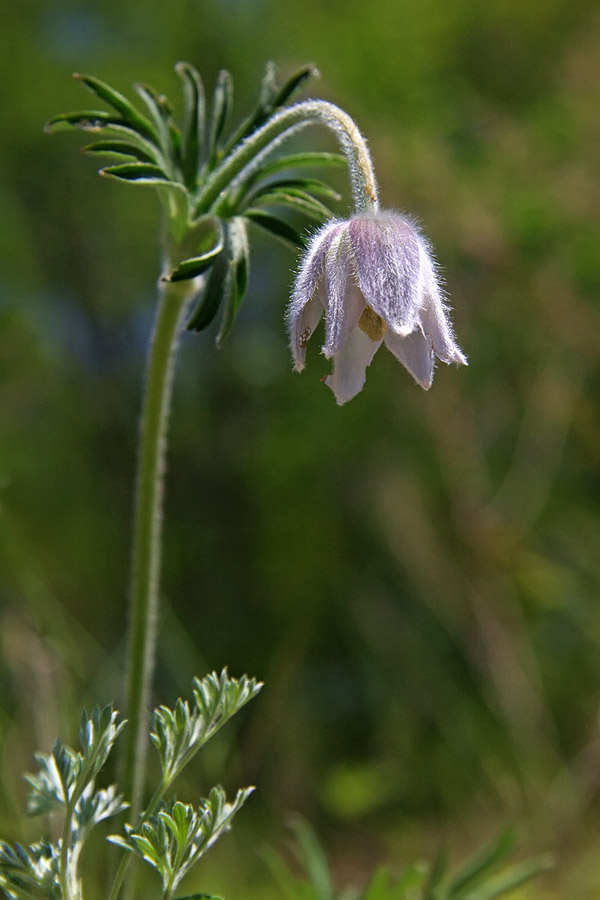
[198,99,379,215]
[122,272,198,824]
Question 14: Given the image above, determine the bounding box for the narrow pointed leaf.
[257,61,279,107]
[176,62,206,188]
[101,162,174,185]
[81,140,157,162]
[249,189,334,220]
[271,64,318,109]
[45,112,161,160]
[207,69,234,166]
[74,73,157,143]
[186,226,233,332]
[222,63,317,156]
[216,218,249,346]
[247,177,341,204]
[244,209,307,249]
[134,82,175,160]
[256,151,346,178]
[167,216,224,282]
[221,61,279,153]
[44,110,122,132]
[166,244,224,282]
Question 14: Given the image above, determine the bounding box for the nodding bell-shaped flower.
[288,211,467,405]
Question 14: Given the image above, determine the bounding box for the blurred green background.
[2,0,600,896]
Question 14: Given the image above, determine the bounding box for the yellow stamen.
[358,306,387,342]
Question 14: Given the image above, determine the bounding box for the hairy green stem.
[121,272,196,824]
[195,99,379,215]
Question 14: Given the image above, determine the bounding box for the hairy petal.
[322,229,364,356]
[288,220,344,368]
[416,242,467,366]
[348,213,421,334]
[384,327,434,389]
[324,327,381,405]
[294,290,325,371]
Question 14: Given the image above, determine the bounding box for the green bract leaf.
[185,242,230,333]
[247,189,335,221]
[166,217,224,282]
[81,140,157,162]
[216,218,250,346]
[244,176,341,207]
[166,246,223,282]
[73,73,157,144]
[100,162,175,186]
[255,151,346,179]
[183,218,250,341]
[176,62,206,189]
[221,61,280,154]
[244,209,307,249]
[207,69,234,167]
[223,62,317,156]
[44,110,124,133]
[271,64,318,109]
[257,61,279,108]
[134,83,178,165]
[45,112,161,165]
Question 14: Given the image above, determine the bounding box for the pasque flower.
[288,211,467,404]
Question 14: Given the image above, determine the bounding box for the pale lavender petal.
[384,326,434,389]
[348,213,421,334]
[322,228,365,357]
[288,220,344,369]
[324,327,382,405]
[292,290,325,371]
[416,240,468,366]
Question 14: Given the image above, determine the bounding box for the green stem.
[195,100,379,215]
[107,778,166,900]
[59,798,77,900]
[121,270,196,825]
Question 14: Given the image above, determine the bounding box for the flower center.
[358,306,387,342]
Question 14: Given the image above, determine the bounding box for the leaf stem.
[121,272,196,825]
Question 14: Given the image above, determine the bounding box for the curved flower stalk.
[288,211,467,404]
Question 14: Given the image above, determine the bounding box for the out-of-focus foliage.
[2,0,600,897]
[264,817,553,900]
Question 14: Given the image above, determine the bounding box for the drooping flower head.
[288,211,467,404]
